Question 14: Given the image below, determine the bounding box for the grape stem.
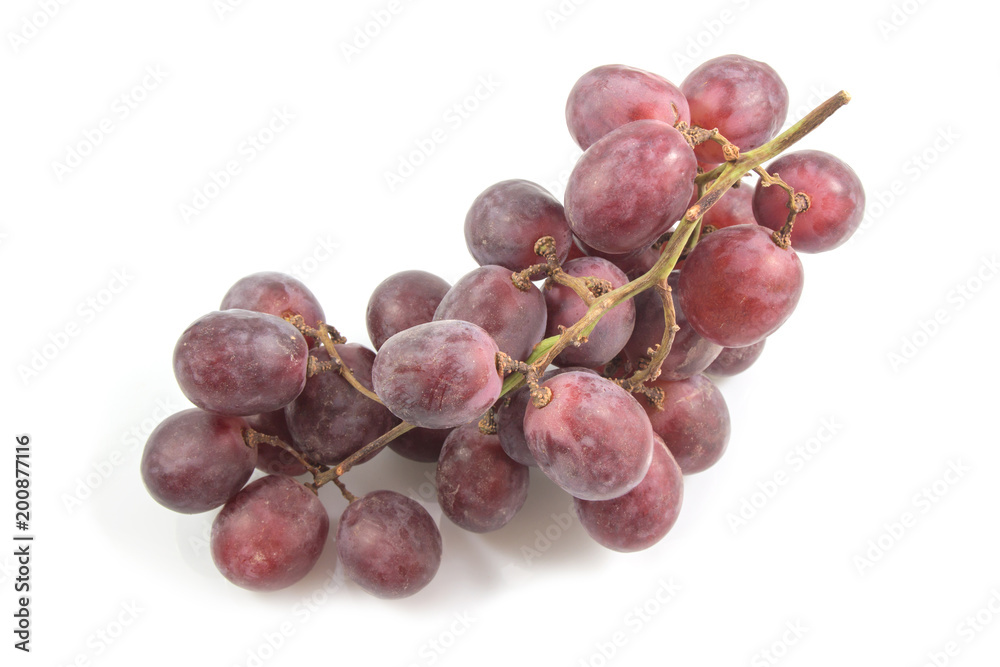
[308,89,852,490]
[616,277,677,407]
[243,428,323,478]
[512,236,611,305]
[285,315,384,405]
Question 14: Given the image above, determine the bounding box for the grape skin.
[436,421,529,533]
[544,257,635,368]
[523,372,653,501]
[753,150,866,253]
[707,339,767,377]
[173,309,309,416]
[565,119,697,255]
[464,179,572,272]
[141,408,256,514]
[245,410,307,476]
[366,270,451,351]
[389,426,453,463]
[220,271,326,337]
[701,183,756,230]
[285,344,397,466]
[211,475,329,591]
[681,55,788,165]
[677,225,804,347]
[566,64,690,150]
[574,435,683,552]
[642,375,731,475]
[337,490,442,599]
[434,265,547,361]
[372,320,503,429]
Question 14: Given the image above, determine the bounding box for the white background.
[3,0,998,665]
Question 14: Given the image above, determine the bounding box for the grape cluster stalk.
[140,55,865,596]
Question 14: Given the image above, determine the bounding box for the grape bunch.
[140,55,864,596]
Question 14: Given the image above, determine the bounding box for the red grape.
[366,270,451,351]
[245,409,307,476]
[707,339,767,377]
[701,183,756,229]
[221,271,326,337]
[337,490,442,599]
[677,225,803,347]
[390,427,453,463]
[643,374,730,474]
[173,309,309,415]
[211,475,329,591]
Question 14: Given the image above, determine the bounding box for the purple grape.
[677,225,803,347]
[523,372,653,501]
[623,271,721,381]
[565,119,696,255]
[372,320,503,429]
[436,421,529,533]
[701,183,756,229]
[389,427,453,463]
[707,339,767,377]
[574,434,683,552]
[643,374,731,474]
[434,265,547,361]
[211,475,329,591]
[544,257,635,368]
[752,150,866,253]
[464,179,572,272]
[366,270,451,350]
[337,490,442,599]
[284,344,397,466]
[173,309,309,416]
[681,55,789,165]
[496,366,598,467]
[141,409,256,514]
[220,271,325,337]
[245,410,307,476]
[566,64,690,150]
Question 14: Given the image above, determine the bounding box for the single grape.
[372,320,502,429]
[433,265,547,361]
[141,409,256,514]
[642,375,731,474]
[436,421,529,533]
[337,490,442,599]
[707,339,767,377]
[623,271,721,381]
[566,64,690,150]
[752,150,866,253]
[173,309,309,416]
[681,55,788,165]
[220,271,326,339]
[677,225,803,347]
[389,426,453,463]
[523,372,653,501]
[565,119,697,255]
[543,257,635,368]
[284,344,397,466]
[366,270,451,351]
[496,366,597,466]
[211,475,329,591]
[245,409,308,476]
[464,179,572,272]
[574,434,683,552]
[701,183,756,230]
